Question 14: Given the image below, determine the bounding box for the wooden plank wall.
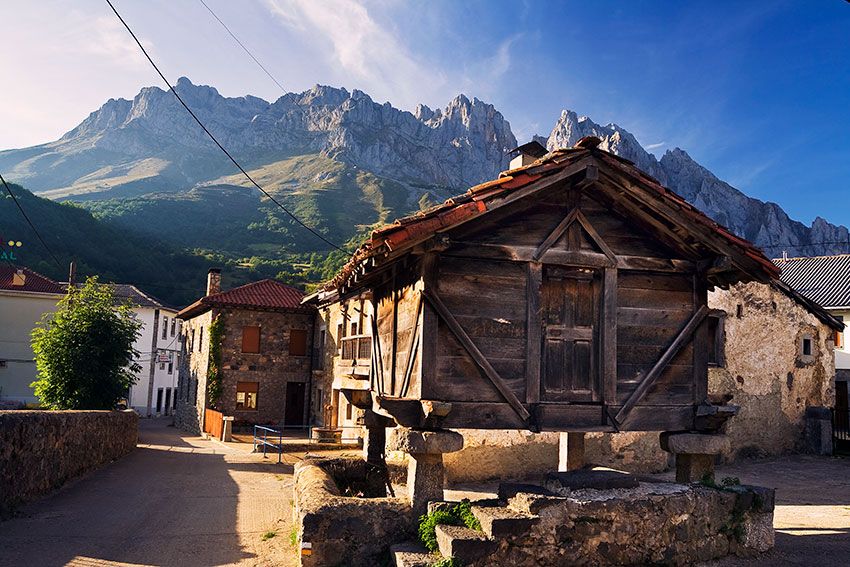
[423,256,528,402]
[375,281,421,398]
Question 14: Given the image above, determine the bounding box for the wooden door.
[284,382,307,426]
[541,266,600,402]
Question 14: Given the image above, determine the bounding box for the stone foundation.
[294,458,412,567]
[484,480,775,566]
[0,410,138,516]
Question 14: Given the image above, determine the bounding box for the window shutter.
[242,326,261,353]
[289,329,308,356]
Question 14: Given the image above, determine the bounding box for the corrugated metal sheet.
[776,254,850,308]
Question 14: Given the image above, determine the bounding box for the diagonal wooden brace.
[423,289,531,423]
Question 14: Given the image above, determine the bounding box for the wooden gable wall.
[409,176,709,431]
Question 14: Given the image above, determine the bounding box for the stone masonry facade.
[176,306,313,430]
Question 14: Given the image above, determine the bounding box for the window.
[156,388,163,413]
[802,337,813,357]
[171,319,176,337]
[190,329,195,352]
[162,317,168,340]
[345,401,353,420]
[173,390,178,409]
[289,329,308,356]
[835,316,844,349]
[160,362,166,370]
[167,360,173,375]
[313,329,326,370]
[351,322,358,336]
[242,326,261,353]
[236,381,259,410]
[198,327,204,352]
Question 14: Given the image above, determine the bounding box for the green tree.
[31,277,143,409]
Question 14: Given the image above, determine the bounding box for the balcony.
[339,334,371,377]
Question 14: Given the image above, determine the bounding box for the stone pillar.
[660,432,729,483]
[558,432,585,472]
[221,416,234,442]
[362,410,393,464]
[804,406,833,455]
[387,427,463,518]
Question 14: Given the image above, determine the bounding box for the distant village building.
[0,264,182,414]
[175,270,313,434]
[0,266,65,406]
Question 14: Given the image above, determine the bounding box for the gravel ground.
[0,418,300,567]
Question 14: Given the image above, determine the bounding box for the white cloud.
[264,0,448,109]
[645,141,666,150]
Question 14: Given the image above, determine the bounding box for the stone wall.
[443,430,559,483]
[215,307,314,426]
[0,410,138,515]
[175,309,213,434]
[294,458,412,567]
[481,481,774,566]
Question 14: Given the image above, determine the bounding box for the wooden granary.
[308,137,779,435]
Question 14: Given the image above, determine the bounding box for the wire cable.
[1,173,63,270]
[104,0,347,253]
[197,0,288,94]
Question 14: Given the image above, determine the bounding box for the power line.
[104,0,347,253]
[197,0,288,94]
[1,173,63,270]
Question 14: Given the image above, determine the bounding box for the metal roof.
[776,254,850,308]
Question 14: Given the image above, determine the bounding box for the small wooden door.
[541,266,600,402]
[284,382,307,426]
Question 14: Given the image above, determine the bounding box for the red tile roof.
[177,279,307,319]
[0,265,65,295]
[321,139,780,294]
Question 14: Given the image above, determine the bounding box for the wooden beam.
[423,288,531,423]
[448,241,615,267]
[574,209,617,262]
[526,262,542,404]
[399,293,424,398]
[602,267,618,406]
[533,208,580,261]
[614,305,710,425]
[482,157,595,213]
[419,253,439,398]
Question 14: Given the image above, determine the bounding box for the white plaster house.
[777,254,850,416]
[0,266,66,406]
[0,265,182,415]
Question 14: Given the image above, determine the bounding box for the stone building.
[308,292,371,434]
[175,269,314,433]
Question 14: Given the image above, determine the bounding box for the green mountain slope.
[1,182,265,306]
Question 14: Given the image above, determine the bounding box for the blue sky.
[2,0,848,227]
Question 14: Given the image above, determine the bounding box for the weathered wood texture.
[370,180,707,432]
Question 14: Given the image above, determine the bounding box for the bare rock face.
[545,111,850,256]
[3,78,516,193]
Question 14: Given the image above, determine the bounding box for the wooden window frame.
[707,310,726,368]
[236,381,259,411]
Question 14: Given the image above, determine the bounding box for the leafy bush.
[417,500,481,552]
[31,277,142,409]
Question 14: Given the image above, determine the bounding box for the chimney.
[206,268,221,296]
[508,140,548,170]
[68,260,77,287]
[782,250,788,262]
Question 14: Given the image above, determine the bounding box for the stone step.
[471,505,539,538]
[390,542,435,567]
[435,524,497,564]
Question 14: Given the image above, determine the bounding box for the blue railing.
[253,425,284,463]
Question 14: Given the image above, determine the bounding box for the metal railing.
[252,424,364,462]
[340,335,371,361]
[253,425,284,463]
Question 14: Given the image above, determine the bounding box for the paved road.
[0,419,298,567]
